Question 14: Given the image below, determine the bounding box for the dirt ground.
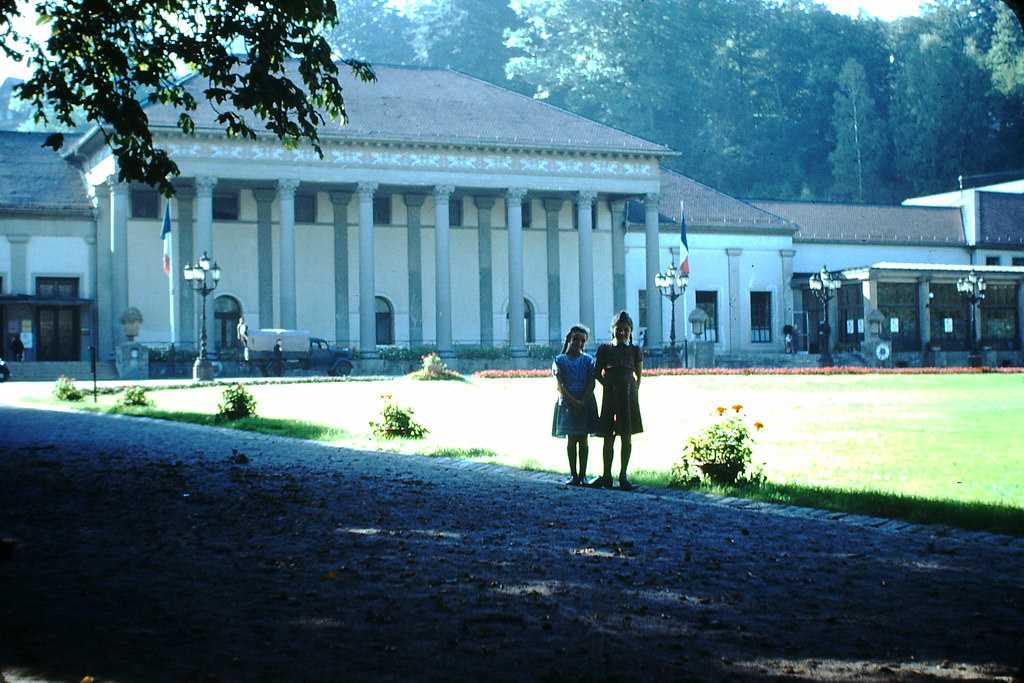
[1,401,1022,682]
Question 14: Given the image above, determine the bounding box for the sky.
[1,0,925,82]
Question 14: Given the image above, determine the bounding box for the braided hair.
[610,310,634,344]
[561,324,591,354]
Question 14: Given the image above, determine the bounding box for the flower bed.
[472,365,1024,379]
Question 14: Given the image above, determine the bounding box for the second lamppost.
[655,260,688,364]
[956,269,986,367]
[809,265,842,366]
[183,252,221,381]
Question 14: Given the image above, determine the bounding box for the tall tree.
[2,0,375,195]
[829,59,887,201]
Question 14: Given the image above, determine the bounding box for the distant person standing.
[236,317,250,364]
[10,334,24,361]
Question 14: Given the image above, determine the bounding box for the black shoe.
[587,475,613,489]
[618,478,635,491]
[565,476,581,486]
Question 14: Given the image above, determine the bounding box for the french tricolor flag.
[161,203,172,276]
[679,200,689,275]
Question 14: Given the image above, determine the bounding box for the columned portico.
[357,182,378,358]
[506,188,527,357]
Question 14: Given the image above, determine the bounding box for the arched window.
[375,296,394,345]
[214,295,242,351]
[524,298,535,344]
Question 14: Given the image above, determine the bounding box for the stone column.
[610,200,627,314]
[474,196,496,346]
[405,193,427,346]
[918,276,932,350]
[506,188,527,357]
[6,234,28,295]
[277,179,299,329]
[544,198,563,345]
[194,176,217,350]
[330,191,353,346]
[780,249,796,344]
[195,176,216,258]
[726,248,743,352]
[577,191,596,333]
[93,185,113,358]
[1016,279,1024,361]
[644,193,663,350]
[253,188,276,329]
[433,185,454,357]
[108,178,129,349]
[357,182,378,358]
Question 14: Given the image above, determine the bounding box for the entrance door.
[37,306,80,361]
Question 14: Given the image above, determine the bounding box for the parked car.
[246,330,353,377]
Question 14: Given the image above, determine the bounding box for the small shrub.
[670,405,764,486]
[53,375,84,402]
[216,384,257,422]
[408,352,464,381]
[369,394,428,439]
[115,384,153,408]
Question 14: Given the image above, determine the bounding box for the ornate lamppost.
[808,265,842,366]
[655,260,688,364]
[956,269,986,367]
[183,252,221,381]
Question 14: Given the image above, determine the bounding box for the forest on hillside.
[327,0,1024,204]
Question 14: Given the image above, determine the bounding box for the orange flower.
[716,406,727,415]
[380,393,393,400]
[732,404,743,412]
[753,422,764,430]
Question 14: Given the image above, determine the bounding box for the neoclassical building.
[2,64,1023,371]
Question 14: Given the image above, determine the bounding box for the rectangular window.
[131,189,159,218]
[522,200,532,229]
[837,284,864,346]
[985,256,1001,266]
[927,283,963,351]
[1012,257,1024,266]
[213,192,239,220]
[373,195,391,225]
[637,289,647,330]
[980,284,1018,350]
[295,194,317,223]
[449,197,463,227]
[877,282,918,351]
[695,290,718,343]
[36,277,79,298]
[750,291,771,343]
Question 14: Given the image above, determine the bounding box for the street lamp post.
[183,252,221,381]
[808,265,842,367]
[956,269,986,367]
[655,260,688,365]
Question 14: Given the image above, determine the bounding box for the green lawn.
[67,372,1024,534]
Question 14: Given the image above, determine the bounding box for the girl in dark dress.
[591,311,643,490]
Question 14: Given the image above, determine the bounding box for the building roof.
[975,191,1024,248]
[0,131,92,213]
[750,200,965,245]
[139,63,672,157]
[627,169,795,232]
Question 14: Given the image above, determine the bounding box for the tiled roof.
[627,169,795,231]
[750,200,965,245]
[0,131,92,212]
[143,64,671,155]
[976,191,1024,247]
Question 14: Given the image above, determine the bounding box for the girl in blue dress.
[551,324,599,485]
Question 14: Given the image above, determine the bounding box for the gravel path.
[1,400,1022,682]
